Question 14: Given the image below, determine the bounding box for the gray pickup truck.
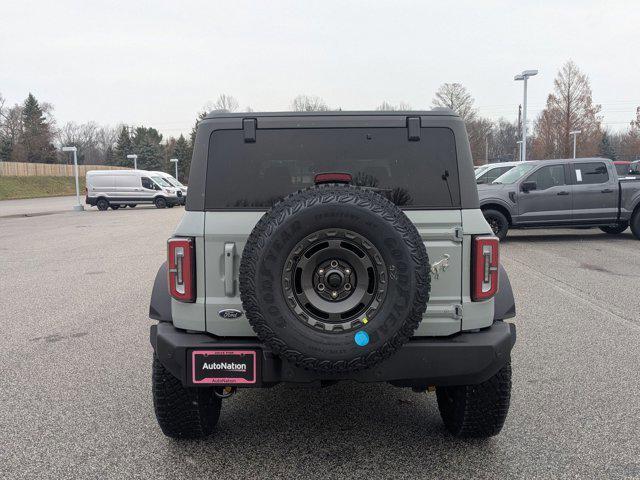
[478,158,640,239]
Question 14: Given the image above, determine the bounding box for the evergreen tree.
[0,137,12,161]
[131,126,163,171]
[136,138,163,171]
[20,93,56,163]
[113,126,132,167]
[189,111,207,161]
[598,132,616,160]
[172,134,191,183]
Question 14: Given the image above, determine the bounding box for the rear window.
[574,162,609,184]
[205,128,460,209]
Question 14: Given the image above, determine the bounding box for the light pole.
[62,146,84,211]
[127,154,138,169]
[516,140,523,161]
[170,158,179,181]
[570,130,581,159]
[514,69,538,161]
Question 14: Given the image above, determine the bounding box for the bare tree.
[376,101,412,111]
[491,119,519,161]
[466,118,494,164]
[432,83,477,121]
[291,95,329,112]
[207,94,239,113]
[0,103,24,160]
[532,60,602,159]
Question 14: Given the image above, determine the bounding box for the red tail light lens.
[472,236,499,301]
[314,172,353,184]
[168,237,195,302]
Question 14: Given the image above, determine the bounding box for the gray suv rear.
[149,111,517,440]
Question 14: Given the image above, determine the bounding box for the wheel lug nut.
[317,284,325,291]
[344,283,351,291]
[345,269,350,275]
[331,291,338,298]
[330,260,338,268]
[318,269,324,275]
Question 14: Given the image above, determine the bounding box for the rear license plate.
[191,350,257,385]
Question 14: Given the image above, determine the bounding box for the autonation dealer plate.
[191,350,257,385]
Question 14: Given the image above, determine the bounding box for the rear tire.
[631,210,640,240]
[437,362,512,438]
[152,355,221,439]
[129,204,137,208]
[154,197,167,209]
[111,205,120,210]
[483,209,509,240]
[96,198,109,211]
[599,223,628,235]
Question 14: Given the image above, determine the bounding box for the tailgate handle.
[224,242,236,296]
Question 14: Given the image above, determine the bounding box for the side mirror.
[521,181,537,193]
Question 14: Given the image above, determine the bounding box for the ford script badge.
[218,309,243,319]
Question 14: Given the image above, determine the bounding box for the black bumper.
[150,321,516,388]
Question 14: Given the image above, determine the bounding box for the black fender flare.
[494,264,516,320]
[149,262,172,322]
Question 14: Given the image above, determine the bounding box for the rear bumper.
[150,321,516,388]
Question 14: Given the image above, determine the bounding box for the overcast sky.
[1,0,638,138]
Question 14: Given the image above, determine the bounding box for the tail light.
[314,172,352,184]
[168,237,195,302]
[472,236,499,301]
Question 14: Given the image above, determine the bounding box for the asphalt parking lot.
[1,201,639,479]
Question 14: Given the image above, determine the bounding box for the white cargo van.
[85,170,183,210]
[149,171,187,205]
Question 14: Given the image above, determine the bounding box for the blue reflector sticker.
[354,331,369,347]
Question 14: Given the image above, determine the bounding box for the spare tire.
[239,184,430,373]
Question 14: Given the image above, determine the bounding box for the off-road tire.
[436,361,512,438]
[599,223,628,235]
[631,209,640,240]
[239,184,430,373]
[152,355,221,439]
[154,197,167,209]
[483,209,509,240]
[96,198,109,211]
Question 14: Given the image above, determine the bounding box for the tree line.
[1,59,638,182]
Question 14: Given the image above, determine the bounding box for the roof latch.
[407,116,421,142]
[243,118,256,143]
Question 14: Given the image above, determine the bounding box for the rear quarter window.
[574,162,609,184]
[205,127,460,210]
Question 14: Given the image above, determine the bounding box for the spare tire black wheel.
[239,184,430,373]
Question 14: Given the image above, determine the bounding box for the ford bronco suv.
[149,111,517,439]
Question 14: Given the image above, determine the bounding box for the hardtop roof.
[204,109,458,120]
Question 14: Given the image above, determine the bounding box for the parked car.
[149,110,517,440]
[150,171,188,205]
[475,161,520,184]
[478,158,640,239]
[630,160,640,175]
[85,169,183,210]
[614,161,632,177]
